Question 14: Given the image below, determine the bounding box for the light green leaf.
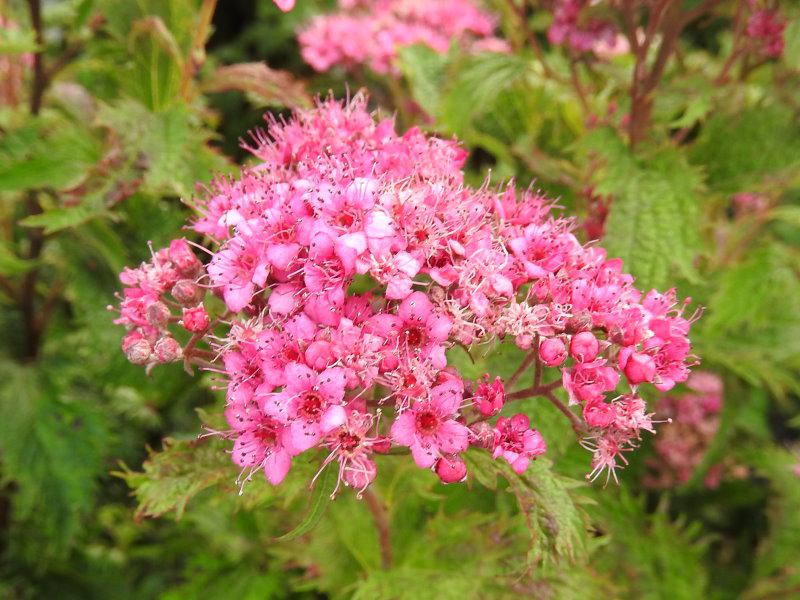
[582,128,703,290]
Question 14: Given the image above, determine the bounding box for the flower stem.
[362,488,393,570]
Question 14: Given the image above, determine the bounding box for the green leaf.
[398,44,450,117]
[20,197,109,234]
[581,128,703,290]
[690,105,800,193]
[115,437,235,520]
[0,243,38,276]
[96,100,230,197]
[0,26,38,55]
[202,62,311,109]
[466,450,590,563]
[276,465,335,541]
[438,52,530,135]
[0,117,101,192]
[0,362,110,563]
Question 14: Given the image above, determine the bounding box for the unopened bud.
[469,421,495,448]
[168,239,201,276]
[124,337,152,365]
[569,331,600,363]
[435,454,467,484]
[145,300,171,327]
[172,279,204,305]
[153,337,182,363]
[539,337,567,367]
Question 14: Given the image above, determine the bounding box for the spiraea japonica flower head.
[298,0,508,75]
[112,93,699,497]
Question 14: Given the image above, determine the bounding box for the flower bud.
[469,421,495,448]
[539,337,567,367]
[145,300,171,328]
[124,336,152,365]
[435,454,467,484]
[168,238,201,276]
[305,340,334,370]
[569,331,600,363]
[583,400,615,428]
[181,306,210,333]
[153,337,182,363]
[623,351,656,384]
[172,279,204,305]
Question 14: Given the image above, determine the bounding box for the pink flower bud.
[435,454,467,484]
[569,331,600,363]
[583,400,615,428]
[153,337,182,363]
[624,351,656,384]
[181,306,210,333]
[168,239,201,276]
[145,300,171,328]
[124,336,152,365]
[469,421,495,448]
[539,337,567,367]
[305,340,334,370]
[474,375,505,416]
[171,279,204,305]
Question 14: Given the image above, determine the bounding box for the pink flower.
[474,375,505,416]
[619,349,656,385]
[492,414,546,474]
[264,362,348,453]
[182,305,210,332]
[228,402,294,486]
[273,0,295,12]
[562,360,620,405]
[391,379,470,468]
[298,0,501,75]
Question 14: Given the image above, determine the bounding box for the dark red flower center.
[415,410,439,434]
[338,431,361,453]
[404,326,425,347]
[299,392,324,421]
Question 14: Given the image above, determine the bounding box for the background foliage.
[1,0,799,598]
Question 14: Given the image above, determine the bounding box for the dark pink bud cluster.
[110,239,208,369]
[546,0,626,57]
[298,0,508,75]
[644,372,739,489]
[746,5,786,58]
[112,95,698,495]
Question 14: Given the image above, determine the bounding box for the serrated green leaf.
[116,437,234,520]
[466,450,589,563]
[581,128,702,290]
[690,106,800,193]
[20,198,109,234]
[0,117,101,192]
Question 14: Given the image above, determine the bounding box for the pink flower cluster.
[113,95,698,494]
[111,239,210,369]
[547,0,623,57]
[645,372,727,488]
[298,0,508,74]
[746,5,786,58]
